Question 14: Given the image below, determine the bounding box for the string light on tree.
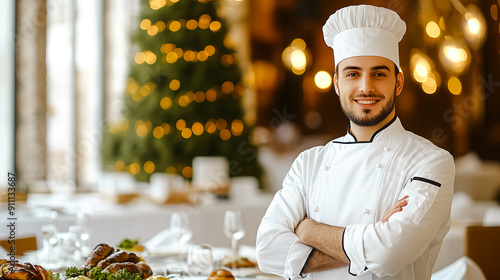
[101,0,262,183]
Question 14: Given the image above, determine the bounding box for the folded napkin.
[431,256,486,280]
[144,228,177,251]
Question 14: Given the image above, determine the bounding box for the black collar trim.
[332,116,398,144]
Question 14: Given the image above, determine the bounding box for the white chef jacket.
[256,117,455,280]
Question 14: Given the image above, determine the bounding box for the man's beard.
[339,87,396,127]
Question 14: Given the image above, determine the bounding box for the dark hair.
[335,62,400,79]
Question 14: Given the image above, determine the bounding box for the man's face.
[334,56,404,127]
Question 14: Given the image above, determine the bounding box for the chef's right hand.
[381,195,409,223]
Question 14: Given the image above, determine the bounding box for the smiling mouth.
[356,100,378,105]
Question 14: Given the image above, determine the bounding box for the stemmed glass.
[170,211,192,252]
[223,210,246,263]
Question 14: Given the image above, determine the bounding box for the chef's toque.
[323,5,406,69]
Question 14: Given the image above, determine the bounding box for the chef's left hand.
[295,217,314,242]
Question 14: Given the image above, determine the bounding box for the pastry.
[221,256,256,268]
[207,269,234,280]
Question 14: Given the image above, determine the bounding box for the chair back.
[466,226,500,280]
[0,236,37,256]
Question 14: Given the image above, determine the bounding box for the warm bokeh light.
[147,25,159,36]
[231,119,244,136]
[439,37,470,74]
[192,122,204,135]
[205,45,216,56]
[221,81,235,94]
[282,38,310,76]
[144,51,157,64]
[166,52,179,63]
[182,166,193,179]
[161,123,171,134]
[206,89,217,102]
[181,128,192,138]
[135,52,145,64]
[314,71,332,90]
[155,21,166,32]
[447,76,462,95]
[443,46,466,63]
[160,97,172,109]
[199,14,211,29]
[178,95,190,107]
[216,118,227,130]
[291,38,306,50]
[136,123,148,137]
[169,20,181,32]
[197,51,208,61]
[186,19,198,30]
[194,91,205,103]
[144,161,155,174]
[149,0,166,10]
[161,43,176,53]
[220,129,231,140]
[166,166,177,173]
[210,21,221,31]
[491,4,498,21]
[422,76,438,94]
[169,79,181,91]
[129,163,140,175]
[414,64,429,82]
[463,5,487,51]
[205,121,216,133]
[426,21,441,38]
[410,50,434,84]
[140,19,151,30]
[115,161,125,172]
[291,50,306,70]
[176,119,186,130]
[220,54,234,67]
[467,18,480,34]
[153,126,165,138]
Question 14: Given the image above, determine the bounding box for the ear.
[333,73,340,96]
[395,71,404,96]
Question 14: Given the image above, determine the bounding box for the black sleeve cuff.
[299,248,315,278]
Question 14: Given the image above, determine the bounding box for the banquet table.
[2,190,496,278]
[1,191,281,279]
[0,192,274,250]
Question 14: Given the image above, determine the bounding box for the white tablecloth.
[3,191,494,276]
[0,192,274,249]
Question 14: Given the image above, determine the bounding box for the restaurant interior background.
[1,0,500,278]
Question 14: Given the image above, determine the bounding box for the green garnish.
[89,267,142,280]
[65,267,87,278]
[49,272,61,280]
[117,238,139,249]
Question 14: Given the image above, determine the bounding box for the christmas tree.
[101,0,261,184]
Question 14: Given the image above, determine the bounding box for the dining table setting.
[0,175,282,280]
[3,205,281,280]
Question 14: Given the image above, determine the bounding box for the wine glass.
[169,211,192,252]
[187,244,213,276]
[223,210,246,264]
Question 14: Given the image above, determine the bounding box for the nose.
[359,75,374,94]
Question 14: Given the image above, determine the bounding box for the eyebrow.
[342,65,392,72]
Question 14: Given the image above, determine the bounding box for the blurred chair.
[431,256,486,280]
[465,226,500,280]
[0,236,37,256]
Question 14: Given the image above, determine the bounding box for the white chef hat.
[323,5,406,69]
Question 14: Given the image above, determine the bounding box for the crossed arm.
[295,196,409,274]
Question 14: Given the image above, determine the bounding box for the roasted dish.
[83,243,152,279]
[0,259,50,280]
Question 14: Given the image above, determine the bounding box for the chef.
[256,4,455,280]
